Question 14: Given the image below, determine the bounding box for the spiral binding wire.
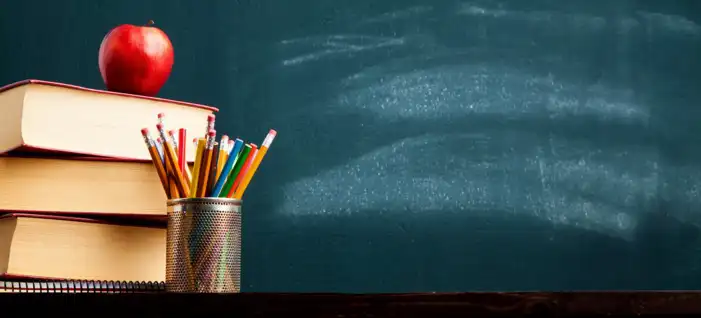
[0,280,165,293]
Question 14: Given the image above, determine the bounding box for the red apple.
[98,20,174,96]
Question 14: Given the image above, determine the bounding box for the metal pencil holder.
[166,197,242,293]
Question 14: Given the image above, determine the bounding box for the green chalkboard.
[3,0,701,292]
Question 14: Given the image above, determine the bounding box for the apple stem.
[147,20,155,26]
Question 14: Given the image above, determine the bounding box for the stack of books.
[0,80,216,286]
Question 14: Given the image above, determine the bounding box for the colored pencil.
[233,130,277,199]
[212,138,244,197]
[226,144,258,198]
[219,144,251,198]
[167,129,190,187]
[145,113,278,200]
[178,128,187,174]
[216,135,229,180]
[224,139,234,164]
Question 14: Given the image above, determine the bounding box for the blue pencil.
[211,138,244,197]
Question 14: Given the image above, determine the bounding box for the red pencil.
[177,128,187,174]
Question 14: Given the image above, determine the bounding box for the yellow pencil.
[233,129,277,199]
[189,138,206,198]
[216,135,229,180]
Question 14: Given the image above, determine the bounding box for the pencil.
[212,138,244,197]
[155,137,165,165]
[196,130,216,197]
[205,114,216,138]
[219,144,251,198]
[226,144,258,198]
[216,135,229,180]
[206,135,229,197]
[184,161,193,185]
[204,144,220,197]
[189,138,206,198]
[233,130,277,199]
[168,130,177,149]
[141,128,170,198]
[155,137,171,195]
[166,129,186,197]
[190,137,199,175]
[178,128,187,174]
[168,173,179,199]
[224,138,234,162]
[157,123,190,198]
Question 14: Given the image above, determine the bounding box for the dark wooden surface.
[2,292,701,316]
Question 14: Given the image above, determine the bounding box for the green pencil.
[219,144,252,198]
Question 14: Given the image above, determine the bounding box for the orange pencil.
[196,130,216,197]
[233,129,277,199]
[168,173,179,199]
[166,130,182,199]
[157,123,190,198]
[226,143,258,198]
[140,128,170,198]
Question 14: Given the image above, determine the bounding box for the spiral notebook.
[0,280,165,293]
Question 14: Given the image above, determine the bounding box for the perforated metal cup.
[166,197,242,293]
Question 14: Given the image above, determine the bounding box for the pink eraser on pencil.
[158,113,165,118]
[168,130,176,136]
[228,139,235,145]
[140,128,149,136]
[156,123,163,130]
[207,114,216,122]
[208,130,216,137]
[269,129,277,136]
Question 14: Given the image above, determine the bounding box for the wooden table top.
[2,291,700,316]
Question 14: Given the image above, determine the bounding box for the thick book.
[0,155,177,216]
[0,280,165,293]
[0,213,165,282]
[0,79,217,161]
